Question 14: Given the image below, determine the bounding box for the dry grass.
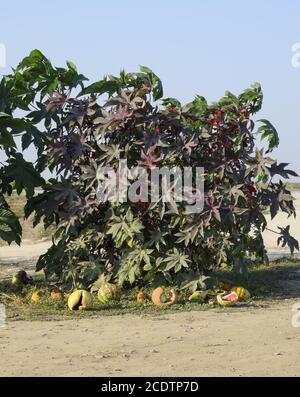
[287,182,300,190]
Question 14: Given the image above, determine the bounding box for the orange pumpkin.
[151,287,177,306]
[50,288,62,300]
[31,291,42,303]
[136,290,147,304]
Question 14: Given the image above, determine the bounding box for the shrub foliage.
[0,50,298,289]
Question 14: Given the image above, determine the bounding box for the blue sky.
[1,0,300,179]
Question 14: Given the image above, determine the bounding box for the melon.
[12,270,29,287]
[12,274,22,287]
[68,290,92,310]
[136,290,147,304]
[217,291,239,307]
[98,283,119,304]
[151,287,177,306]
[231,286,250,301]
[188,290,207,302]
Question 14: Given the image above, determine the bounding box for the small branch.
[265,227,280,235]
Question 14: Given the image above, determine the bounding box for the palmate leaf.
[36,240,68,274]
[69,260,105,288]
[175,222,203,246]
[98,144,121,162]
[182,95,208,115]
[78,79,119,97]
[277,225,299,256]
[0,113,27,150]
[16,49,47,70]
[0,127,16,149]
[21,126,47,154]
[245,148,276,178]
[268,162,299,179]
[0,197,22,245]
[0,78,12,113]
[117,248,153,285]
[0,113,34,132]
[163,248,191,273]
[5,153,44,197]
[178,272,211,293]
[257,119,280,153]
[239,82,263,114]
[218,90,239,108]
[223,184,245,205]
[1,50,298,287]
[0,113,46,154]
[117,256,141,285]
[148,229,167,251]
[139,65,163,101]
[107,208,144,248]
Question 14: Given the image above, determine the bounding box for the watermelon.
[217,291,239,307]
[98,284,119,304]
[12,270,30,287]
[231,286,250,301]
[223,291,239,301]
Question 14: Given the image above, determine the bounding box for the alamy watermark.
[91,160,204,214]
[291,43,300,68]
[291,303,300,328]
[0,304,6,327]
[0,43,6,68]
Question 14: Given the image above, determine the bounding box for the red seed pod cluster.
[210,110,223,126]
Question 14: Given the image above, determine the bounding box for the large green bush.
[0,50,298,290]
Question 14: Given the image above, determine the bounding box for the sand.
[1,300,300,376]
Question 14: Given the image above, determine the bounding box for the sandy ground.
[0,239,51,262]
[1,301,300,376]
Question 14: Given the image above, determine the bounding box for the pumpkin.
[151,287,177,306]
[67,290,92,310]
[50,288,62,300]
[231,286,250,301]
[136,290,147,304]
[31,291,42,302]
